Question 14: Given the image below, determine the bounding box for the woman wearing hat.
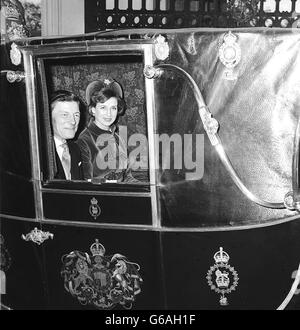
[76,79,128,183]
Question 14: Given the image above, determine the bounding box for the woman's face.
[92,97,118,130]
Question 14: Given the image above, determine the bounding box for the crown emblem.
[91,197,98,205]
[90,239,106,257]
[89,197,101,220]
[215,269,230,288]
[7,22,28,40]
[207,247,239,306]
[3,5,20,20]
[223,31,237,45]
[214,247,230,264]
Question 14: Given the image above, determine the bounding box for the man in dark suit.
[50,90,84,180]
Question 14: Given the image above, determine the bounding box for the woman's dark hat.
[85,79,124,105]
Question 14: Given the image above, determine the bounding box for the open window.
[21,39,157,225]
[36,51,150,188]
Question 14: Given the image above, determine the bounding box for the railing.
[85,0,300,31]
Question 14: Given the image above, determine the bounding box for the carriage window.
[38,54,149,186]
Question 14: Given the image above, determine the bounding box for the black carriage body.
[1,28,300,310]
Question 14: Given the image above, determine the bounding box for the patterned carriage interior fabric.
[48,59,147,148]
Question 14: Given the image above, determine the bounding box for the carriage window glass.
[40,54,149,186]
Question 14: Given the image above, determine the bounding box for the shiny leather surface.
[156,29,300,226]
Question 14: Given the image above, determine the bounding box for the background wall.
[41,0,84,36]
[41,0,168,36]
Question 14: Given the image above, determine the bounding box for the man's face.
[91,97,118,130]
[51,101,80,140]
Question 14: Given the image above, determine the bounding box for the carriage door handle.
[1,70,26,83]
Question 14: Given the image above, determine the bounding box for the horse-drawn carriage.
[1,27,300,309]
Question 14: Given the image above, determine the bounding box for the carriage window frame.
[24,42,156,195]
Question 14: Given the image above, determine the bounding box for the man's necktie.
[61,143,71,180]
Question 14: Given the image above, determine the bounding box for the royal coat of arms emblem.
[206,247,239,306]
[61,239,143,309]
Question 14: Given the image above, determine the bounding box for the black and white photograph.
[1,0,300,314]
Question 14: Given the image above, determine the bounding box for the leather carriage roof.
[13,27,300,46]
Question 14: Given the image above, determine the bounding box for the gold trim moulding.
[40,187,151,197]
[2,213,300,232]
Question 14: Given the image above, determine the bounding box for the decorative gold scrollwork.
[21,227,54,245]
